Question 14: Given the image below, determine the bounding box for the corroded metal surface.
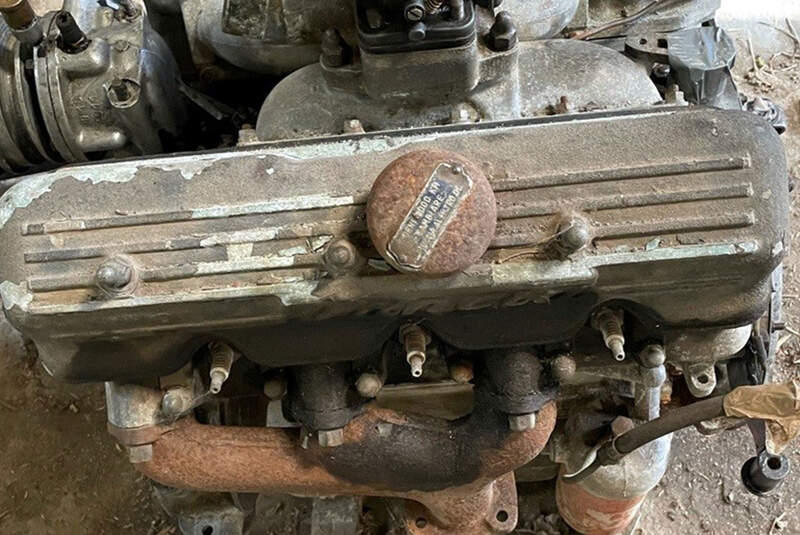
[367,150,496,276]
[133,403,557,535]
[0,107,788,379]
[556,477,645,535]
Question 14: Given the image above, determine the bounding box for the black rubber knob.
[741,450,790,496]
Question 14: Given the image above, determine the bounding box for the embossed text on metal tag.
[386,162,474,270]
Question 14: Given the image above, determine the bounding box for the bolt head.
[449,361,474,384]
[557,217,590,254]
[321,28,346,67]
[405,4,424,22]
[318,428,345,448]
[552,355,577,383]
[408,22,426,42]
[639,345,666,368]
[95,256,136,296]
[161,387,193,417]
[263,376,287,400]
[343,119,365,134]
[324,238,360,275]
[356,373,383,398]
[487,11,517,52]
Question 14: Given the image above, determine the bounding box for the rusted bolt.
[551,354,577,383]
[639,344,666,369]
[95,256,137,296]
[321,28,347,68]
[367,150,497,276]
[161,387,193,417]
[508,412,536,432]
[263,375,287,400]
[318,428,345,448]
[400,324,430,378]
[356,372,383,398]
[324,238,360,275]
[487,11,517,52]
[208,341,235,394]
[556,216,590,255]
[128,444,153,464]
[449,360,473,383]
[591,308,625,361]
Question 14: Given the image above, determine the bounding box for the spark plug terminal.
[591,308,626,361]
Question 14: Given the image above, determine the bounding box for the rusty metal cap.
[367,150,497,276]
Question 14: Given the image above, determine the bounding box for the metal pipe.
[132,402,557,534]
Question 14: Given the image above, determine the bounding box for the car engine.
[0,0,796,533]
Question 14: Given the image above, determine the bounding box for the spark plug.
[208,341,235,394]
[400,324,430,378]
[591,308,626,361]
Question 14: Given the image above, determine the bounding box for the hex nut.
[263,376,287,400]
[508,413,536,432]
[487,11,517,52]
[321,28,347,68]
[449,361,474,384]
[324,238,361,275]
[318,428,345,448]
[128,444,153,464]
[551,355,577,383]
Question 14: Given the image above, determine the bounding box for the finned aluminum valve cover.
[0,107,788,380]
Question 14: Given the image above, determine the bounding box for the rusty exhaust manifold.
[129,402,556,535]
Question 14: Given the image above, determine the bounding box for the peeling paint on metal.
[226,243,254,260]
[191,194,357,219]
[200,228,280,247]
[0,154,221,228]
[0,280,33,311]
[194,256,297,275]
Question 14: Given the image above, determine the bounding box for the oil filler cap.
[367,149,496,276]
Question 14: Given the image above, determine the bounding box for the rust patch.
[556,475,645,535]
[133,403,556,535]
[367,150,497,276]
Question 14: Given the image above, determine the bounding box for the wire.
[571,0,689,41]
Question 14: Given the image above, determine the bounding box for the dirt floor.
[2,3,800,535]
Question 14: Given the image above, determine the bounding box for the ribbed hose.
[0,24,54,174]
[423,0,446,13]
